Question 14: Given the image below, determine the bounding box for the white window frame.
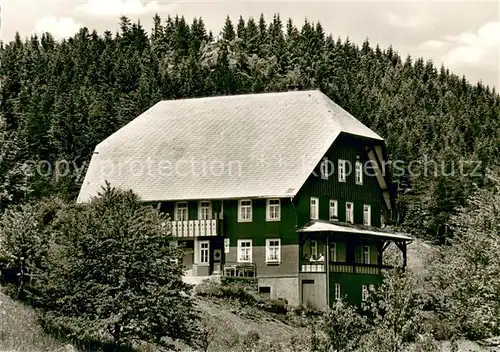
[363,204,371,226]
[355,161,363,185]
[198,200,212,220]
[265,238,281,263]
[320,157,329,180]
[363,245,370,264]
[311,240,318,259]
[346,202,354,223]
[310,197,319,220]
[335,283,341,301]
[338,160,346,182]
[329,199,338,221]
[175,202,188,221]
[224,238,230,253]
[238,199,252,222]
[237,239,252,263]
[362,285,369,302]
[199,240,210,264]
[266,199,281,221]
[330,242,337,262]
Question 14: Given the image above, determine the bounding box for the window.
[334,283,341,301]
[363,204,371,226]
[198,201,212,220]
[355,161,363,185]
[338,160,346,182]
[259,286,271,299]
[320,157,329,180]
[199,241,209,264]
[362,285,369,302]
[237,240,252,262]
[310,197,319,220]
[329,199,338,221]
[330,242,337,262]
[311,240,318,259]
[224,238,230,253]
[238,200,252,222]
[266,199,281,221]
[175,202,188,221]
[363,245,370,264]
[266,239,281,263]
[346,202,354,223]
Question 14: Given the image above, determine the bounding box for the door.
[301,279,317,308]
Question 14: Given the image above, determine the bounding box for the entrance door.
[302,279,317,308]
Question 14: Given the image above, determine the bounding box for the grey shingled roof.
[77,90,383,203]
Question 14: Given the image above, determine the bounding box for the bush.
[196,280,258,305]
[315,300,368,352]
[28,184,199,350]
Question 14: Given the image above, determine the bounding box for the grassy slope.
[0,240,495,352]
[0,290,71,352]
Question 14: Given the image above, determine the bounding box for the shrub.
[196,280,258,305]
[30,184,199,350]
[315,299,368,352]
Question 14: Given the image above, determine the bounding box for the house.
[77,90,411,308]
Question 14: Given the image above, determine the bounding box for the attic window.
[355,161,363,185]
[320,157,329,180]
[338,160,347,182]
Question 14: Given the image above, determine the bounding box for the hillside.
[1,239,499,352]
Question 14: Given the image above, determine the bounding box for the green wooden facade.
[161,133,408,307]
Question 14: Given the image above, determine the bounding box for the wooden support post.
[326,233,330,307]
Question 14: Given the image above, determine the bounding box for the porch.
[298,220,411,274]
[298,220,412,308]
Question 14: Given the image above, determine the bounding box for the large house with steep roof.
[78,90,411,308]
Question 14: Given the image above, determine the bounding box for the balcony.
[301,261,392,275]
[170,219,221,237]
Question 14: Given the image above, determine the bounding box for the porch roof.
[297,220,412,241]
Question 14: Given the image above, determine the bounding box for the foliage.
[360,269,424,351]
[0,204,48,298]
[9,184,199,350]
[315,300,368,351]
[425,170,500,340]
[195,279,259,306]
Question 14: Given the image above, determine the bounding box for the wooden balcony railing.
[170,219,221,237]
[301,261,392,275]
